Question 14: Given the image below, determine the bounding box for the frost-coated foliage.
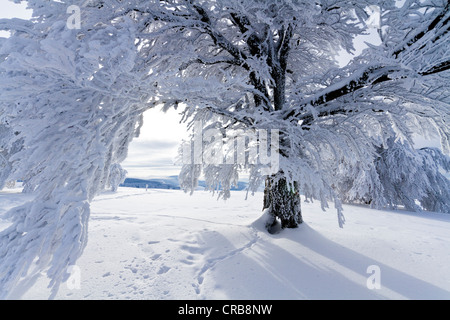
[0,0,152,298]
[337,138,450,213]
[108,163,128,192]
[0,0,449,298]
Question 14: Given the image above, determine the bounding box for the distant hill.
[120,176,248,191]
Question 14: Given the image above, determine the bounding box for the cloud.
[123,157,177,167]
[122,138,183,178]
[128,139,179,153]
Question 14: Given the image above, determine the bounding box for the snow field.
[0,187,447,300]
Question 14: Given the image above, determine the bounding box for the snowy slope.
[1,187,449,300]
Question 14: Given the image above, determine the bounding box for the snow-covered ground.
[1,187,449,300]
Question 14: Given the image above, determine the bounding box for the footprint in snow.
[151,253,161,260]
[180,244,207,254]
[157,266,170,274]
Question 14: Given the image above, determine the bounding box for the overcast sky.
[4,2,438,179]
[121,108,188,178]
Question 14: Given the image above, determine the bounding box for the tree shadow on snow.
[194,222,450,300]
[282,223,450,299]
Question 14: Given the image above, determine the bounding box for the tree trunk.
[263,172,302,232]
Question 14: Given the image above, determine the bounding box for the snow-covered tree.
[336,138,450,213]
[108,163,128,192]
[0,0,448,298]
[0,0,152,298]
[147,0,449,228]
[0,125,13,190]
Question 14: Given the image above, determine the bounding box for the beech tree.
[0,0,448,298]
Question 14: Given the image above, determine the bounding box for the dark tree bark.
[256,23,301,232]
[263,172,302,232]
